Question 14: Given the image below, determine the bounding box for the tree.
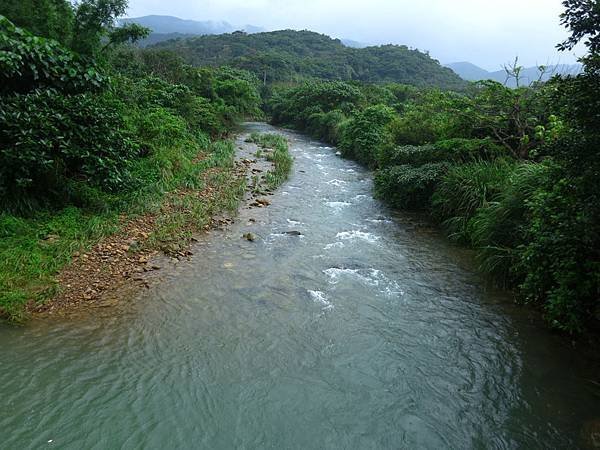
[558,0,600,72]
[0,0,74,45]
[72,0,149,55]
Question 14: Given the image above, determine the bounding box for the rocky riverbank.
[29,131,291,319]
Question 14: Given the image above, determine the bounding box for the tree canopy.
[152,30,467,90]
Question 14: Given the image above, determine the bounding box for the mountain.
[120,15,266,47]
[446,61,582,87]
[445,62,490,82]
[151,29,467,90]
[120,15,235,35]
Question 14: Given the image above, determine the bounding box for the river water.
[1,123,598,449]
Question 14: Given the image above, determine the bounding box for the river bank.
[1,130,292,321]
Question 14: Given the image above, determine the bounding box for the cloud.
[126,0,582,70]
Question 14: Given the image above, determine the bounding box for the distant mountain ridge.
[446,61,582,87]
[120,15,266,47]
[151,29,467,89]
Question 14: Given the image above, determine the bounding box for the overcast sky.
[126,0,582,71]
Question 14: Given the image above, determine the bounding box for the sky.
[126,0,582,71]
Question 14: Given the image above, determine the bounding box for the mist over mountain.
[120,15,266,46]
[341,39,369,49]
[446,61,582,87]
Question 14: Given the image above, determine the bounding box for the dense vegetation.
[151,30,467,90]
[267,1,600,334]
[0,2,262,319]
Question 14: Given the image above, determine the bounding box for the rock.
[283,231,303,236]
[256,198,271,206]
[243,233,257,242]
[335,151,342,156]
[580,419,600,449]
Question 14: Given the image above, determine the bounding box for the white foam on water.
[366,217,393,224]
[323,268,404,298]
[326,201,352,212]
[353,194,369,200]
[308,290,334,310]
[287,219,303,226]
[336,230,380,243]
[326,179,347,187]
[324,242,345,250]
[316,164,330,175]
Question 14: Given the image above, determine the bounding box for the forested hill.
[152,30,467,89]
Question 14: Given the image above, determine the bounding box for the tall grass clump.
[248,133,293,189]
[431,160,516,243]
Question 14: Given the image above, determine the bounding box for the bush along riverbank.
[266,10,600,335]
[0,13,263,321]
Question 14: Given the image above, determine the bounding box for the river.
[0,123,598,449]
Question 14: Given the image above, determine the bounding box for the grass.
[0,135,246,322]
[248,133,294,189]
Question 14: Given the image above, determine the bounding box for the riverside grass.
[0,137,244,322]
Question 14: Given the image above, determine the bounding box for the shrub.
[517,163,600,333]
[377,139,505,172]
[339,104,396,167]
[434,138,506,162]
[0,16,106,95]
[0,90,138,211]
[374,163,449,210]
[387,89,472,145]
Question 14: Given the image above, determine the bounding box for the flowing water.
[1,123,599,449]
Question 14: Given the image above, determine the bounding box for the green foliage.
[387,89,472,145]
[374,163,449,210]
[377,139,504,168]
[153,30,467,89]
[247,133,293,189]
[517,141,600,333]
[558,0,600,72]
[468,162,550,284]
[72,0,149,55]
[0,16,107,95]
[339,104,396,166]
[270,80,363,128]
[1,0,148,56]
[431,160,515,242]
[0,90,138,211]
[0,0,74,45]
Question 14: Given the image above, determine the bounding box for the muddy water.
[1,123,598,449]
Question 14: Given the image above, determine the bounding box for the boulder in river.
[243,233,257,242]
[282,231,303,236]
